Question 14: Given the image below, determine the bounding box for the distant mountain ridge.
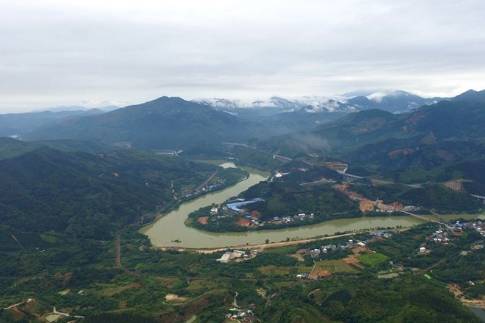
[0,109,104,138]
[16,89,484,153]
[346,90,442,113]
[452,89,485,103]
[263,89,485,183]
[26,96,255,150]
[308,89,485,152]
[196,96,356,113]
[195,90,443,114]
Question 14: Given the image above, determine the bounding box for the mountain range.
[196,90,442,114]
[15,90,449,151]
[313,89,485,151]
[265,89,485,186]
[25,97,255,150]
[0,109,104,138]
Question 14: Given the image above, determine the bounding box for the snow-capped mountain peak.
[194,96,356,113]
[194,90,443,114]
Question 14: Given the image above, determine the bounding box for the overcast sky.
[1,0,485,112]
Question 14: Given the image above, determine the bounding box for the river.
[142,162,484,249]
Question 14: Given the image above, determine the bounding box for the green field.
[359,252,389,268]
[315,259,358,273]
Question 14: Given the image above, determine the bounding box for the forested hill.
[26,96,256,150]
[0,137,110,160]
[0,142,222,239]
[0,109,103,137]
[313,96,485,152]
[337,98,485,181]
[265,90,485,155]
[0,137,39,159]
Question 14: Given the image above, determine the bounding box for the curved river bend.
[142,163,483,249]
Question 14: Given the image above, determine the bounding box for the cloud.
[1,0,485,111]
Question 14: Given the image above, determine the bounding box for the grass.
[97,282,141,297]
[314,260,358,273]
[358,252,389,268]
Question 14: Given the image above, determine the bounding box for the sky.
[1,0,485,112]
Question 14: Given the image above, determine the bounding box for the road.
[195,170,218,192]
[3,299,33,310]
[166,232,362,254]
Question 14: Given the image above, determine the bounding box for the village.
[196,197,322,229]
[418,219,485,255]
[192,160,429,232]
[294,219,485,282]
[215,218,484,322]
[195,182,419,231]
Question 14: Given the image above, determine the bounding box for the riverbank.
[180,212,485,252]
[142,162,252,225]
[157,231,365,254]
[142,163,485,250]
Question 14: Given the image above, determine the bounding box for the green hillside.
[27,97,256,150]
[0,140,243,239]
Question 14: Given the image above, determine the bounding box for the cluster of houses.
[456,219,485,237]
[226,198,266,228]
[296,238,369,260]
[441,220,485,239]
[267,213,315,225]
[225,308,257,322]
[202,197,322,229]
[419,220,484,255]
[216,249,258,263]
[182,181,226,200]
[200,198,267,228]
[370,230,394,239]
[225,291,258,322]
[429,228,451,245]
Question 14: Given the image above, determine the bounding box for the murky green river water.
[142,163,484,249]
